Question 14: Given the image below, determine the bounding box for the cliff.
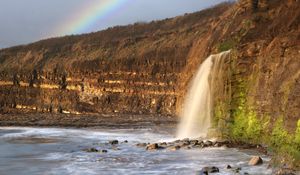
[0,3,232,116]
[0,0,300,168]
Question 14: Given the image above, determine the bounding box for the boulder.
[109,140,119,145]
[85,148,99,152]
[200,166,219,174]
[136,143,147,147]
[159,142,167,146]
[182,138,190,142]
[168,145,181,151]
[203,140,213,147]
[146,143,159,150]
[100,149,108,153]
[249,156,263,166]
[234,167,242,173]
[190,140,199,145]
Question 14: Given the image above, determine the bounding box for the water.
[0,127,272,175]
[177,51,231,139]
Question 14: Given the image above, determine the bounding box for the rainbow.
[53,0,128,36]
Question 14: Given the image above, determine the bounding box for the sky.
[0,0,226,49]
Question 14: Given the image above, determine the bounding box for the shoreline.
[0,113,298,174]
[0,113,178,129]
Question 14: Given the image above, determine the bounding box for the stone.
[200,166,219,174]
[85,148,99,152]
[174,140,181,143]
[234,167,242,173]
[192,144,203,149]
[136,143,147,147]
[249,156,263,166]
[226,165,232,169]
[190,140,199,145]
[109,140,119,145]
[197,170,208,175]
[146,143,159,150]
[168,145,181,151]
[100,149,108,153]
[203,140,213,147]
[182,138,190,142]
[180,141,191,147]
[214,142,222,147]
[159,142,167,146]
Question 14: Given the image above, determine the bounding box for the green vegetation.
[217,39,236,52]
[219,55,300,167]
[229,91,269,143]
[226,77,300,167]
[228,96,300,166]
[295,120,300,148]
[269,118,300,167]
[270,118,291,148]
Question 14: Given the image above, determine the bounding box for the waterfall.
[177,50,230,139]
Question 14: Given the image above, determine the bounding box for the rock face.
[0,3,232,117]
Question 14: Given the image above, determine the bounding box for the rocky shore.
[0,113,177,129]
[82,137,298,175]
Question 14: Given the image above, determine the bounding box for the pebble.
[200,166,220,174]
[168,145,181,151]
[146,143,159,150]
[109,140,119,145]
[249,156,263,166]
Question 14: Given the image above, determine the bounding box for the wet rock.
[244,172,250,175]
[123,140,128,143]
[218,140,230,147]
[168,145,181,151]
[159,142,167,146]
[196,140,204,145]
[84,148,108,153]
[179,141,191,147]
[233,167,242,173]
[182,138,190,142]
[190,140,199,145]
[203,140,213,147]
[100,149,108,153]
[249,156,263,166]
[109,140,119,145]
[136,143,147,147]
[198,170,208,175]
[226,165,232,169]
[213,142,221,147]
[192,144,203,149]
[186,146,191,150]
[146,143,159,150]
[200,166,219,174]
[85,148,99,152]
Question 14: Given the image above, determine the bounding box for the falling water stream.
[177,51,231,139]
